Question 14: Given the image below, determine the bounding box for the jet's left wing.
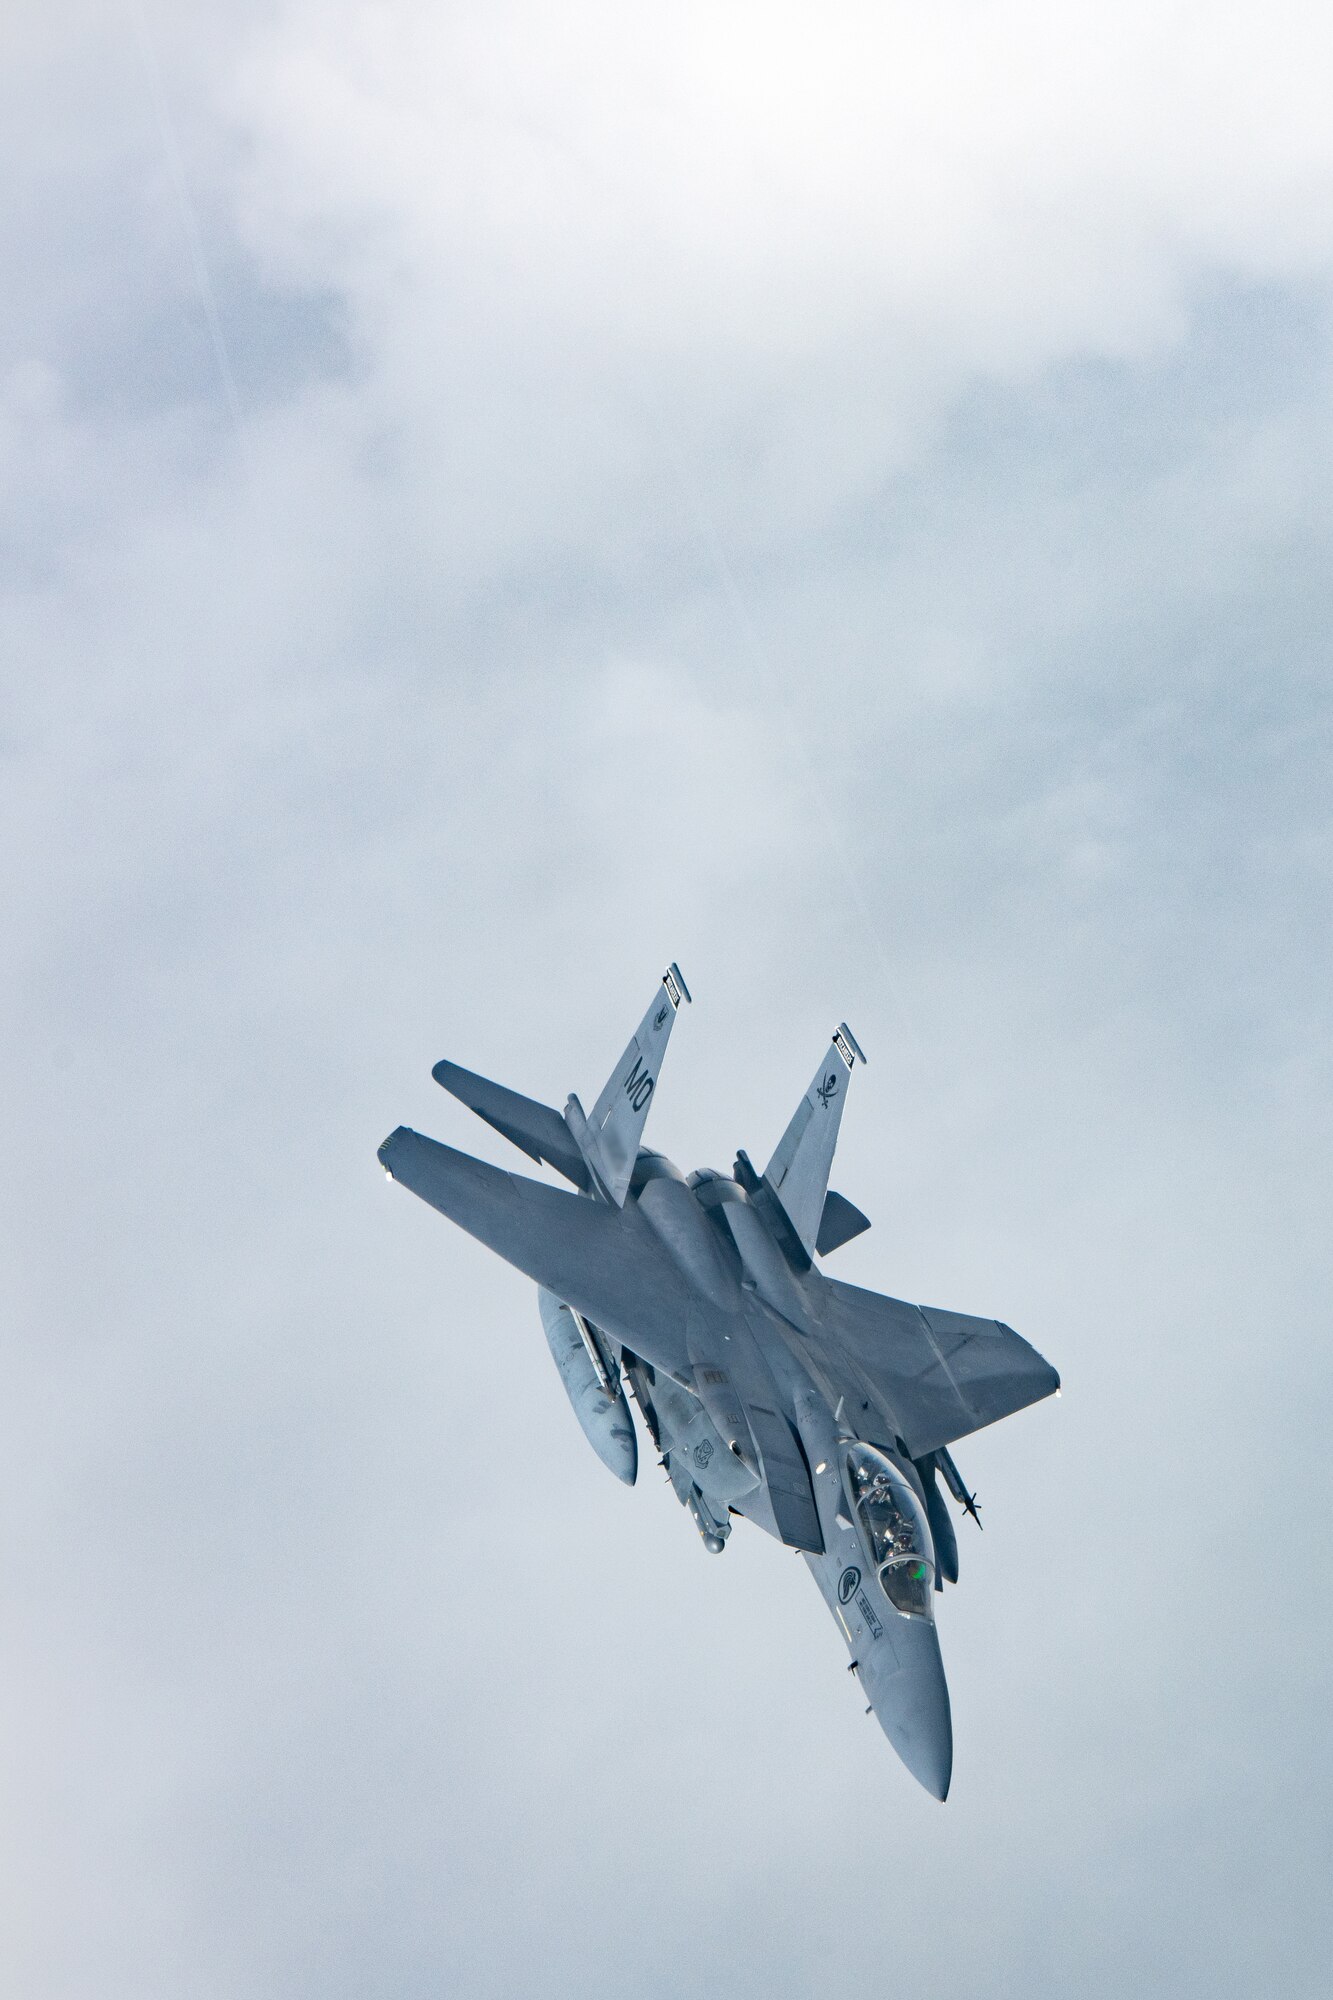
[379,1127,693,1380]
[818,1279,1060,1460]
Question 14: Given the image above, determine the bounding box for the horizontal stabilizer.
[433,1060,591,1190]
[816,1190,871,1257]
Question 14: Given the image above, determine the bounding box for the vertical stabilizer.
[763,1023,865,1259]
[563,964,690,1206]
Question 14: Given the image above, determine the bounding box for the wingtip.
[377,1127,413,1174]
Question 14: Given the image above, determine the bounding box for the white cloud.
[2,7,1332,1997]
[230,3,1333,361]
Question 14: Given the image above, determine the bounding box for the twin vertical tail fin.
[564,964,691,1205]
[763,1023,865,1259]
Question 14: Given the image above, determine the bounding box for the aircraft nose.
[863,1619,953,1801]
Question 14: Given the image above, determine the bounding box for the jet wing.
[820,1280,1060,1459]
[379,1127,692,1380]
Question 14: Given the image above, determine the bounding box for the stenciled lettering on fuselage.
[623,1056,654,1113]
[856,1590,884,1640]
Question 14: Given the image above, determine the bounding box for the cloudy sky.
[3,4,1331,1995]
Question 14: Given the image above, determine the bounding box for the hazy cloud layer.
[2,6,1331,1997]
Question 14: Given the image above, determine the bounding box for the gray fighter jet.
[378,966,1059,1798]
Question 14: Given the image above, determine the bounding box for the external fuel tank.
[537,1286,638,1486]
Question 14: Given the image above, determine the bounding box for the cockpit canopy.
[843,1443,935,1619]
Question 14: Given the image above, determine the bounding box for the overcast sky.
[3,5,1331,1996]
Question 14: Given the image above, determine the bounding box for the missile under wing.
[378,967,1059,1797]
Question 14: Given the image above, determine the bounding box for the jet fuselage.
[379,969,1059,1798]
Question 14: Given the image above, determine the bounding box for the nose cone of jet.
[862,1618,953,1801]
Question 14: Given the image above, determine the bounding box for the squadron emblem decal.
[816,1070,839,1108]
[838,1565,862,1604]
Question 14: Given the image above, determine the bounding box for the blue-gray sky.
[3,6,1331,1996]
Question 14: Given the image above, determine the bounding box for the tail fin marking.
[564,964,690,1206]
[763,1021,865,1259]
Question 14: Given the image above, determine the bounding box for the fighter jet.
[378,966,1059,1798]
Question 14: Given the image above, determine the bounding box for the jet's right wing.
[819,1279,1060,1460]
[379,1126,693,1380]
